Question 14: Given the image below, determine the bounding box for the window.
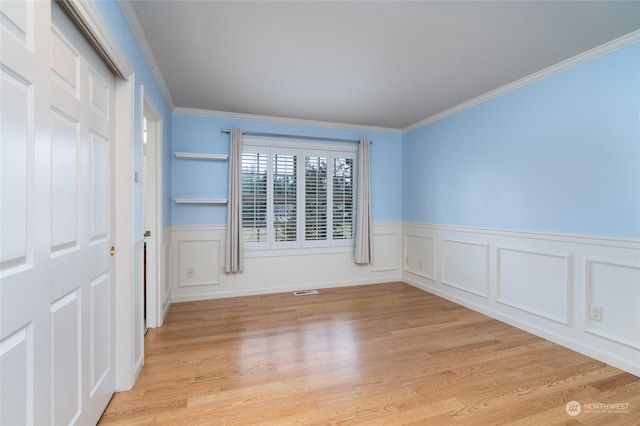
[242,141,356,251]
[241,150,267,244]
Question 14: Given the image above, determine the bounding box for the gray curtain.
[225,128,243,273]
[354,138,372,264]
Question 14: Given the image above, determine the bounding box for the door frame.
[141,86,164,328]
[58,0,139,391]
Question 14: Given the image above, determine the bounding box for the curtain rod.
[220,129,368,144]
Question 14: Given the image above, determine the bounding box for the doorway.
[141,89,164,328]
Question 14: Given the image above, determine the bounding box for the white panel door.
[1,1,53,424]
[1,2,116,425]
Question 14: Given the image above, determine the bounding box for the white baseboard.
[170,277,395,302]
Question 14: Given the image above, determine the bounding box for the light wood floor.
[99,282,640,425]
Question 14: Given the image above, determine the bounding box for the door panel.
[89,273,110,392]
[1,1,116,424]
[89,131,109,241]
[1,1,51,424]
[0,68,31,271]
[50,108,80,253]
[0,324,32,426]
[50,4,116,425]
[51,291,82,426]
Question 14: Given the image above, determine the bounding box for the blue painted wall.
[171,113,403,225]
[95,0,639,239]
[92,0,174,230]
[403,42,640,239]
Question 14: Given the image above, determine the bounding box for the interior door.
[1,1,52,424]
[1,2,116,424]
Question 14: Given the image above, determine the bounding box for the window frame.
[241,139,357,253]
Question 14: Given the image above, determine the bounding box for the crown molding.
[118,0,175,109]
[174,107,402,134]
[403,30,640,133]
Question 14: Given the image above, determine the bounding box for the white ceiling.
[129,1,640,130]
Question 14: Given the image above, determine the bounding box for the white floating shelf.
[174,152,228,161]
[174,198,228,204]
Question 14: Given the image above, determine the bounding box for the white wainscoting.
[585,260,640,350]
[441,239,489,298]
[404,234,436,280]
[402,222,640,377]
[169,222,403,302]
[162,228,172,321]
[497,247,572,325]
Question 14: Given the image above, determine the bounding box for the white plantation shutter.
[242,150,268,248]
[305,155,328,242]
[332,157,354,240]
[272,151,297,246]
[242,141,356,251]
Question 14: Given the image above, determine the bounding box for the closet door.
[1,2,116,424]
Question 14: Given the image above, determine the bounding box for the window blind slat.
[242,152,267,243]
[273,154,297,242]
[333,157,354,240]
[305,156,327,241]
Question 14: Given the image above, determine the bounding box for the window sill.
[244,245,354,258]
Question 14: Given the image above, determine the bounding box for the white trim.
[174,198,227,204]
[174,152,228,161]
[58,0,133,78]
[141,86,165,328]
[170,278,394,303]
[118,0,175,109]
[114,74,136,391]
[403,222,640,249]
[245,245,354,259]
[170,225,226,233]
[403,30,640,132]
[174,107,402,134]
[244,138,357,153]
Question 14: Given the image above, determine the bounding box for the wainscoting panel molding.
[404,234,436,281]
[178,240,221,288]
[169,223,402,302]
[441,239,489,298]
[371,233,398,272]
[496,247,572,325]
[585,259,640,350]
[402,222,640,377]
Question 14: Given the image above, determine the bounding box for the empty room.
[1,1,639,425]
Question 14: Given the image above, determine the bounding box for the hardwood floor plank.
[99,282,640,425]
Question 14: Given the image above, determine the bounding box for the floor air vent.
[293,290,319,296]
